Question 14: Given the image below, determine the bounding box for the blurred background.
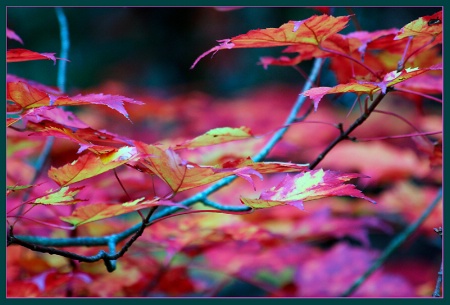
[7,7,441,98]
[6,7,443,297]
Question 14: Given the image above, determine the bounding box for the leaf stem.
[356,130,442,142]
[201,198,251,211]
[397,36,413,72]
[318,45,379,80]
[394,87,442,103]
[432,227,443,297]
[341,188,442,297]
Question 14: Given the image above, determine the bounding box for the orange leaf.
[303,64,442,109]
[192,14,350,68]
[60,197,185,226]
[28,186,85,205]
[241,169,375,210]
[48,147,139,186]
[260,33,349,69]
[135,142,187,192]
[173,126,254,149]
[135,142,309,193]
[395,10,442,40]
[7,82,51,111]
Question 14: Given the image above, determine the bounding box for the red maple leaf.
[7,48,56,63]
[191,14,351,68]
[241,169,375,210]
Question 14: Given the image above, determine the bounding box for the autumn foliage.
[6,8,442,297]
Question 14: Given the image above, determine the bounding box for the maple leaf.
[28,186,85,206]
[345,28,400,55]
[7,82,51,111]
[259,33,348,69]
[54,93,144,121]
[173,126,254,149]
[220,157,309,174]
[7,28,23,44]
[7,48,56,63]
[135,142,188,192]
[395,10,442,40]
[241,169,375,210]
[302,64,443,109]
[191,14,350,68]
[7,81,144,120]
[135,141,308,193]
[7,74,62,95]
[135,143,261,192]
[26,119,133,154]
[60,198,186,227]
[48,147,139,186]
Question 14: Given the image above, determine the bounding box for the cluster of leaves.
[7,9,442,297]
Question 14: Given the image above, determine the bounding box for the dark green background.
[7,7,441,98]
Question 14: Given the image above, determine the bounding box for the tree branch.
[432,227,443,297]
[341,188,442,297]
[13,57,324,252]
[308,90,388,170]
[201,198,251,211]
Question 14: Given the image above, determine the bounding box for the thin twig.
[432,261,443,297]
[356,130,442,142]
[394,87,442,103]
[253,58,323,162]
[397,36,413,72]
[432,227,443,297]
[341,188,442,297]
[308,91,388,170]
[201,198,251,211]
[402,36,436,68]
